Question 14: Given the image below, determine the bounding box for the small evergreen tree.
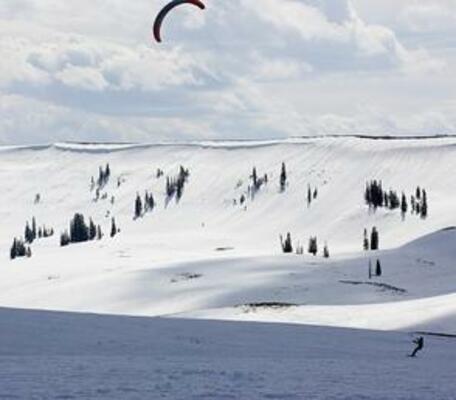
[280,162,287,192]
[368,259,372,279]
[421,190,428,219]
[308,237,318,256]
[25,222,33,244]
[60,231,70,247]
[70,213,89,243]
[375,259,382,276]
[148,192,155,211]
[323,243,330,258]
[110,217,117,238]
[252,167,258,189]
[134,193,143,219]
[401,192,408,219]
[98,166,104,187]
[363,228,369,251]
[280,233,293,253]
[32,217,37,240]
[370,227,379,251]
[96,225,103,240]
[10,238,17,260]
[89,218,97,240]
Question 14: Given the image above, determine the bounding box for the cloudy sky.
[0,0,455,143]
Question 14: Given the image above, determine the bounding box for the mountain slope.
[0,137,455,332]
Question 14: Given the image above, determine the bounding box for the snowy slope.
[0,137,455,332]
[1,307,455,400]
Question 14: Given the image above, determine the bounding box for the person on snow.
[410,336,424,357]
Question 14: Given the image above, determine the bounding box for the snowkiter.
[410,336,424,357]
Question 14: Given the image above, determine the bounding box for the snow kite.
[153,0,206,43]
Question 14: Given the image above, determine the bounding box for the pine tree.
[421,190,428,219]
[370,227,379,251]
[89,218,97,240]
[368,259,372,279]
[308,237,318,256]
[134,193,143,219]
[60,231,70,247]
[280,162,287,192]
[307,185,312,207]
[10,238,17,259]
[32,217,37,240]
[363,228,369,251]
[323,243,330,258]
[376,259,382,276]
[148,192,155,211]
[252,167,258,189]
[96,225,103,240]
[25,222,33,244]
[70,213,89,243]
[105,163,111,180]
[98,166,104,187]
[144,192,150,212]
[110,217,117,238]
[401,192,408,219]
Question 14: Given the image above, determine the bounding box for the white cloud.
[400,2,456,33]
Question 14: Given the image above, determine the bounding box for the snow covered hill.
[0,136,455,333]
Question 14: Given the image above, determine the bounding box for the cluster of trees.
[91,163,111,198]
[9,217,55,260]
[60,213,110,247]
[24,217,37,244]
[280,233,293,253]
[368,259,382,278]
[307,185,318,207]
[237,162,288,205]
[10,238,32,260]
[411,187,428,219]
[280,233,329,258]
[363,227,379,251]
[364,181,428,219]
[249,167,268,198]
[235,167,269,206]
[364,180,401,210]
[134,191,156,219]
[166,166,190,203]
[24,217,54,244]
[97,163,111,188]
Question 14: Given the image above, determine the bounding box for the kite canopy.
[153,0,206,43]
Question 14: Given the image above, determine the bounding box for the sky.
[0,0,455,144]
